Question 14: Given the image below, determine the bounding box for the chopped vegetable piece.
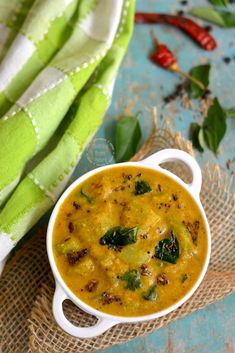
[121,269,141,291]
[100,226,138,247]
[155,233,180,264]
[135,180,152,195]
[67,248,88,265]
[80,188,94,204]
[117,243,151,265]
[169,217,195,257]
[56,238,80,255]
[142,285,157,301]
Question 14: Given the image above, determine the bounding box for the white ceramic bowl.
[47,149,211,338]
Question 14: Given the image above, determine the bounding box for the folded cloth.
[0,0,79,117]
[0,0,135,267]
[0,0,35,62]
[0,0,124,207]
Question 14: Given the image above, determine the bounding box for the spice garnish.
[157,273,169,285]
[67,248,88,265]
[140,264,151,276]
[68,221,74,233]
[72,201,80,210]
[183,220,200,245]
[85,279,98,292]
[101,292,121,305]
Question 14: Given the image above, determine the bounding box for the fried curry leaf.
[100,226,138,247]
[155,233,180,264]
[181,273,188,283]
[190,64,211,99]
[134,180,152,195]
[115,113,142,163]
[190,7,235,27]
[80,188,94,204]
[190,123,205,153]
[121,269,141,291]
[142,285,157,301]
[203,97,227,154]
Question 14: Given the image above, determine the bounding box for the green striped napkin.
[0,0,135,270]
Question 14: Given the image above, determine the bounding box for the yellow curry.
[52,166,207,317]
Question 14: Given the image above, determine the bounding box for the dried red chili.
[135,13,217,51]
[150,32,205,91]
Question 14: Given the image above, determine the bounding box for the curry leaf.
[135,180,152,195]
[142,285,157,301]
[190,64,211,99]
[155,233,180,264]
[203,97,227,154]
[121,269,141,291]
[209,0,228,7]
[100,226,138,247]
[190,123,205,152]
[115,113,142,162]
[80,188,94,204]
[190,7,235,27]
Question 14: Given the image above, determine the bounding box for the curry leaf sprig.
[189,64,233,155]
[191,97,227,154]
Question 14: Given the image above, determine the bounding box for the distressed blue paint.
[71,0,235,352]
[98,295,235,353]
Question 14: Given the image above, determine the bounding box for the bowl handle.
[140,149,202,197]
[53,283,117,338]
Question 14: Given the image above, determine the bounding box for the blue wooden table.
[73,0,235,352]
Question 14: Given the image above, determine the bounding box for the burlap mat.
[0,125,234,353]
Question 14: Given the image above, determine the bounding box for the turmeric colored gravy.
[52,166,207,317]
